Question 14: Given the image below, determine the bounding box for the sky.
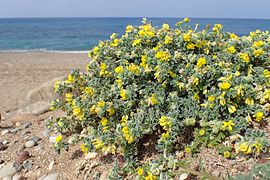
[0,0,270,19]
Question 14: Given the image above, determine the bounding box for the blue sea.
[0,18,269,52]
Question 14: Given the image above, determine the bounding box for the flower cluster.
[50,18,270,178]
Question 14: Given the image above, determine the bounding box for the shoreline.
[0,52,88,112]
[0,50,89,54]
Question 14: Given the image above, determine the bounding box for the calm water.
[0,18,269,52]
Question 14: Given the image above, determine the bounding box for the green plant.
[50,18,270,178]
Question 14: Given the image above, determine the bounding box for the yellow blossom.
[127,63,140,75]
[145,172,156,180]
[125,25,133,33]
[81,144,89,155]
[55,135,62,143]
[253,111,265,122]
[263,69,270,78]
[84,87,94,96]
[199,129,205,136]
[120,89,127,100]
[115,66,124,73]
[101,117,108,126]
[227,46,236,54]
[187,43,195,50]
[137,168,144,176]
[185,147,191,153]
[239,52,250,63]
[159,116,171,127]
[92,138,104,149]
[162,23,169,30]
[253,49,264,57]
[155,51,171,62]
[65,93,73,102]
[223,151,231,158]
[230,33,239,40]
[54,80,60,92]
[183,33,191,42]
[93,46,99,55]
[222,120,236,131]
[252,40,264,48]
[219,82,231,90]
[97,100,106,108]
[67,74,75,83]
[132,39,141,46]
[196,57,207,68]
[148,94,158,106]
[245,97,254,105]
[164,36,173,44]
[228,105,237,114]
[110,39,119,47]
[183,17,190,22]
[208,95,215,102]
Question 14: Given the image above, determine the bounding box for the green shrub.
[50,18,270,178]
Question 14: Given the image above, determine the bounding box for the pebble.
[31,136,41,143]
[15,122,21,127]
[42,129,51,138]
[43,173,58,180]
[179,173,189,180]
[12,175,25,180]
[22,122,32,129]
[25,140,37,148]
[48,161,55,171]
[1,129,10,136]
[22,160,32,170]
[10,128,21,134]
[21,131,31,136]
[2,140,9,145]
[0,142,8,151]
[0,163,19,178]
[15,151,30,164]
[85,152,98,160]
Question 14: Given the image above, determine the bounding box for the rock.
[43,129,51,138]
[0,160,4,164]
[22,122,32,129]
[9,114,38,125]
[43,173,58,180]
[22,161,32,170]
[1,129,10,136]
[212,170,221,178]
[15,122,21,127]
[17,101,50,115]
[2,140,9,145]
[21,131,31,136]
[31,136,41,143]
[10,128,21,134]
[0,163,20,178]
[179,173,189,180]
[0,142,8,151]
[12,175,25,180]
[37,174,47,180]
[25,140,37,148]
[85,152,98,160]
[48,161,55,171]
[15,151,30,164]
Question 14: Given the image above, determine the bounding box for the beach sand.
[0,52,88,112]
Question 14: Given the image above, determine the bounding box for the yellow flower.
[65,93,73,102]
[140,55,147,68]
[252,40,264,48]
[185,147,191,153]
[245,97,254,105]
[55,135,62,143]
[219,93,226,106]
[97,100,106,108]
[110,39,119,47]
[228,105,237,114]
[208,95,215,102]
[222,120,236,131]
[93,46,99,55]
[263,69,270,78]
[107,108,115,116]
[155,51,171,62]
[239,52,250,63]
[90,105,96,114]
[164,36,173,44]
[223,151,231,158]
[196,57,207,68]
[168,70,176,78]
[252,142,263,153]
[54,80,60,92]
[73,107,84,120]
[132,39,141,46]
[84,87,94,96]
[127,63,140,75]
[115,66,124,73]
[92,138,104,149]
[253,111,265,122]
[67,74,75,83]
[115,79,123,88]
[212,24,223,32]
[120,89,127,100]
[183,33,191,42]
[199,129,205,136]
[125,25,133,33]
[162,23,170,30]
[183,17,190,22]
[148,94,158,106]
[235,85,244,97]
[145,172,156,180]
[81,144,89,155]
[230,33,239,40]
[227,46,236,54]
[187,43,195,50]
[101,117,108,126]
[137,168,144,176]
[161,131,170,140]
[235,71,241,77]
[237,142,252,154]
[219,82,231,90]
[253,49,264,57]
[159,116,171,127]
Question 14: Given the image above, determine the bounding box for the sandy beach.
[0,52,88,112]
